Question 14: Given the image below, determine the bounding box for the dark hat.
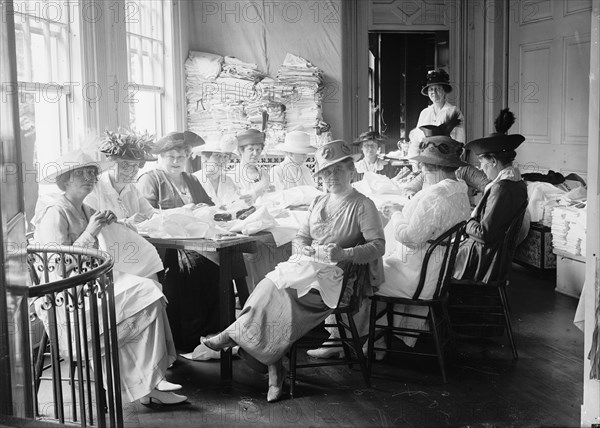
[410,136,468,168]
[421,69,452,96]
[419,110,462,138]
[236,129,266,148]
[352,131,386,146]
[465,108,525,155]
[99,130,157,161]
[314,140,362,175]
[151,131,205,154]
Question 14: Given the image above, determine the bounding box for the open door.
[0,0,34,420]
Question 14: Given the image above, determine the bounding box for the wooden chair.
[447,203,528,360]
[366,221,466,383]
[288,262,371,397]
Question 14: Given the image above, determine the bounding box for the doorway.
[369,31,449,151]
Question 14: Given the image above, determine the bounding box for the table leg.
[218,247,234,391]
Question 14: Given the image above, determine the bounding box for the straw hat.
[421,69,453,96]
[40,149,114,184]
[275,131,315,154]
[151,131,204,154]
[465,108,525,155]
[313,140,362,175]
[99,130,157,161]
[195,135,238,156]
[236,129,266,148]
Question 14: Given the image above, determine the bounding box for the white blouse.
[272,157,316,191]
[417,102,465,143]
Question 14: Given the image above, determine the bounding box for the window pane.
[30,32,48,82]
[129,90,161,135]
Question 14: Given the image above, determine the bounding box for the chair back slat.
[412,221,467,300]
[495,202,529,283]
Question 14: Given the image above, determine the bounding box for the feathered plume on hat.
[99,129,157,161]
[465,108,525,155]
[419,110,462,138]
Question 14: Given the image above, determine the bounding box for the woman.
[235,129,273,202]
[203,140,385,402]
[85,130,164,282]
[377,132,472,346]
[272,130,316,190]
[417,69,465,144]
[137,131,221,352]
[454,109,528,282]
[352,131,391,179]
[193,135,250,209]
[34,149,186,405]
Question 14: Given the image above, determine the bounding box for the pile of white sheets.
[551,205,587,257]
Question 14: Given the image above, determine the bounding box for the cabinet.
[554,251,586,299]
[514,223,556,270]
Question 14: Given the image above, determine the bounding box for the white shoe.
[140,389,187,405]
[306,346,343,359]
[156,379,182,392]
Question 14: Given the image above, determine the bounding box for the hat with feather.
[99,129,157,162]
[465,108,525,155]
[410,110,468,167]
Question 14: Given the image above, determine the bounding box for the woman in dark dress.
[137,131,220,351]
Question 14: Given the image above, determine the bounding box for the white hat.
[40,149,114,184]
[275,131,315,154]
[195,135,238,156]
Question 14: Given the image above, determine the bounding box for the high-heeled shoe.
[156,379,182,392]
[306,346,343,359]
[267,365,287,403]
[139,389,187,405]
[202,333,237,352]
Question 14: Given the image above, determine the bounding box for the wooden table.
[146,235,257,389]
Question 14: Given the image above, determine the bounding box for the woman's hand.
[302,246,316,256]
[381,202,403,219]
[323,243,345,263]
[86,210,115,237]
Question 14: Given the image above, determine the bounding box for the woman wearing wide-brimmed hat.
[375,131,472,346]
[352,131,392,179]
[272,130,317,191]
[136,130,221,352]
[192,134,250,209]
[33,149,187,405]
[416,68,465,144]
[202,140,385,402]
[453,109,529,282]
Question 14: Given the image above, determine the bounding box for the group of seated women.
[31,68,528,406]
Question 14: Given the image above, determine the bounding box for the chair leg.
[289,343,297,398]
[367,299,378,377]
[429,309,447,383]
[34,331,49,393]
[498,285,518,360]
[347,313,370,388]
[336,313,353,368]
[385,303,394,349]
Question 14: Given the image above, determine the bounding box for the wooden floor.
[117,264,583,427]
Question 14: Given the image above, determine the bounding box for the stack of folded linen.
[551,205,587,257]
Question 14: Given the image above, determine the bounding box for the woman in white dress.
[192,135,251,209]
[34,149,186,405]
[272,131,316,191]
[416,69,465,144]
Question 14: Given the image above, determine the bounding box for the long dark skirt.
[161,249,221,352]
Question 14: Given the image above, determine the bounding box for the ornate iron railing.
[27,245,122,427]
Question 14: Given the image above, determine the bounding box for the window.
[126,0,167,136]
[12,0,77,166]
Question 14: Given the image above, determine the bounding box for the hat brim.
[421,83,453,96]
[41,160,115,183]
[313,153,363,176]
[195,147,238,156]
[409,154,468,168]
[274,143,315,154]
[465,134,525,155]
[107,153,157,162]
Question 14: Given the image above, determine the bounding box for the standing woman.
[417,69,465,144]
[137,131,221,352]
[34,150,186,405]
[236,129,273,202]
[352,131,392,179]
[203,140,385,402]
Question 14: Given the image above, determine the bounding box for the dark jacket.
[454,179,528,282]
[136,169,214,209]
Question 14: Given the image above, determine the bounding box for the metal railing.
[27,245,123,427]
